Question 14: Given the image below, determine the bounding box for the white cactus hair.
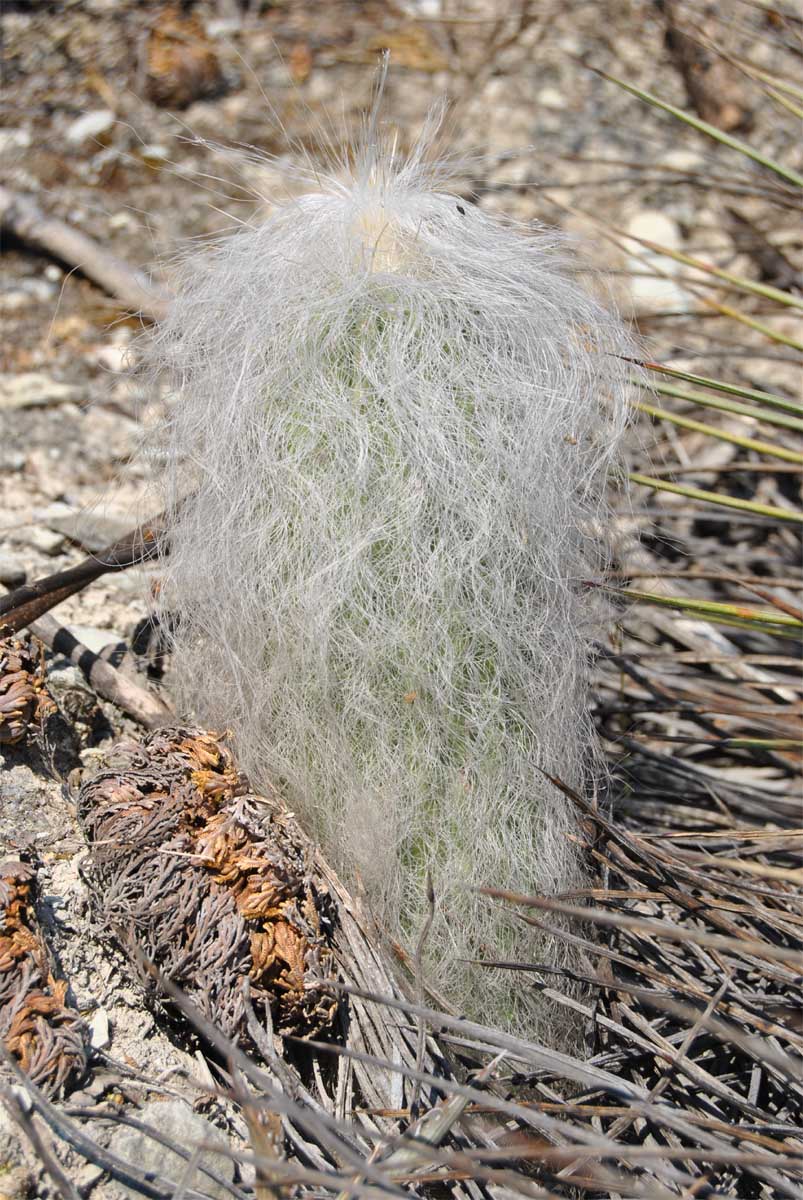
[150,64,635,1039]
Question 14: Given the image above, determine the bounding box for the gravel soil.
[1,2,800,1196]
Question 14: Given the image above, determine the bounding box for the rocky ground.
[1,1,801,1197]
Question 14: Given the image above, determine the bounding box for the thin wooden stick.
[29,612,174,729]
[0,186,169,322]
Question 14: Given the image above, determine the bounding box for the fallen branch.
[0,186,169,322]
[0,513,167,636]
[29,614,174,730]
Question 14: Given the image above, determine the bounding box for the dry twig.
[0,185,168,322]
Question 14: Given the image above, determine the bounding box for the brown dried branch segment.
[0,186,169,323]
[28,615,175,731]
[0,513,167,637]
[0,860,90,1098]
[78,728,339,1042]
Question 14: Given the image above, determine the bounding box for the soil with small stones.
[1,1,801,1196]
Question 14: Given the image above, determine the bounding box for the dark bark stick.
[1,514,173,727]
[0,514,167,636]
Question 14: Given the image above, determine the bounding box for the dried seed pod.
[0,634,56,746]
[0,859,89,1096]
[78,728,338,1041]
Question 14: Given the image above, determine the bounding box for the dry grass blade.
[478,771,803,1196]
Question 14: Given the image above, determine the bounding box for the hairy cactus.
[149,92,634,1038]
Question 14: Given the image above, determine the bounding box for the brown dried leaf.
[0,635,56,746]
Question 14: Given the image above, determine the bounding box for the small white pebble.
[89,1007,111,1050]
[66,109,115,146]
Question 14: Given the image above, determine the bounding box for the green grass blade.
[592,67,803,187]
[637,360,803,415]
[735,61,803,104]
[618,588,803,639]
[624,232,803,312]
[637,401,803,464]
[765,86,803,121]
[629,472,803,523]
[643,382,803,433]
[700,294,803,351]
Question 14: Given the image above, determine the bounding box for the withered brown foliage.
[145,5,225,110]
[0,859,89,1097]
[0,634,56,746]
[78,728,338,1041]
